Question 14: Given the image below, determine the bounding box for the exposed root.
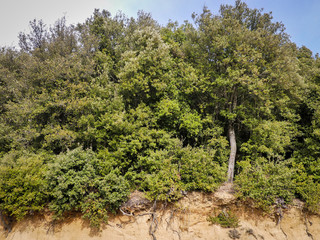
[172,229,181,240]
[275,207,283,226]
[304,214,314,240]
[148,200,158,240]
[274,198,287,239]
[275,198,286,226]
[246,228,258,240]
[120,198,159,240]
[276,208,287,239]
[0,211,12,234]
[46,220,56,235]
[279,224,287,239]
[165,209,174,231]
[165,209,181,240]
[149,212,158,240]
[119,207,135,217]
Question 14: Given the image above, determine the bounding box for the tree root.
[275,209,287,239]
[149,212,158,240]
[274,202,287,239]
[120,199,159,240]
[119,208,135,217]
[165,209,175,231]
[0,211,12,234]
[246,228,258,240]
[304,215,314,240]
[275,205,283,226]
[279,225,287,240]
[46,220,56,235]
[165,209,181,240]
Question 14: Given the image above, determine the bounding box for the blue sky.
[1,0,319,54]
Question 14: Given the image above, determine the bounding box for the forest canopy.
[1,0,320,228]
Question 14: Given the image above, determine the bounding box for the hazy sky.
[1,0,320,54]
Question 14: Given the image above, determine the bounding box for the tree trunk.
[227,123,237,183]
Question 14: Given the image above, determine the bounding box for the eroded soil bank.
[1,186,320,240]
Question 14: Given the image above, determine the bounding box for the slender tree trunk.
[227,123,237,183]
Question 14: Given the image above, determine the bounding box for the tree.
[118,26,175,107]
[294,47,320,182]
[18,19,48,56]
[188,1,302,182]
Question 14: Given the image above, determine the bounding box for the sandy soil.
[1,185,319,240]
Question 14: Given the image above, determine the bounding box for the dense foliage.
[1,0,320,228]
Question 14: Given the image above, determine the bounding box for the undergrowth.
[207,210,239,228]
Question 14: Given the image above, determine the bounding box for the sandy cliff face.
[1,185,319,240]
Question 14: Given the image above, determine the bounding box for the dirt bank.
[1,185,319,240]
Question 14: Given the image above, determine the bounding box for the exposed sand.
[1,185,319,240]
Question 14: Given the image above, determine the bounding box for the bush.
[141,167,184,202]
[207,210,239,228]
[179,147,227,192]
[0,151,48,220]
[235,160,295,211]
[298,180,320,213]
[138,144,227,201]
[292,163,320,213]
[47,147,130,228]
[81,172,130,228]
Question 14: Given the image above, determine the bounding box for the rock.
[229,229,241,239]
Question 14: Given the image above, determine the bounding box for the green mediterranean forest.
[1,0,320,228]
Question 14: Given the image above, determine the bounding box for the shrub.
[138,145,227,201]
[179,147,227,192]
[47,148,97,216]
[0,151,48,220]
[81,172,130,228]
[235,160,295,211]
[141,167,184,202]
[47,147,130,228]
[207,210,239,228]
[292,163,320,213]
[298,180,320,213]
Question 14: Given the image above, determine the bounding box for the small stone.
[228,229,241,239]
